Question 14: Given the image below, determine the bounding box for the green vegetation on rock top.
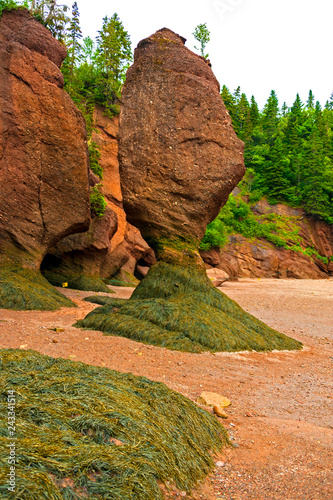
[0,0,20,18]
[200,191,331,265]
[0,349,227,499]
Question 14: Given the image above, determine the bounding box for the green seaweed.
[0,349,228,499]
[43,270,112,294]
[84,296,126,306]
[0,267,75,310]
[106,270,139,288]
[76,261,302,353]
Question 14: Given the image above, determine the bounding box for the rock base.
[76,259,302,353]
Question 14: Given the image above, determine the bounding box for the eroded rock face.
[0,9,90,270]
[118,28,245,246]
[45,108,154,282]
[91,107,155,278]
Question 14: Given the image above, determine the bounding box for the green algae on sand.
[0,349,228,499]
[42,270,112,293]
[0,267,75,310]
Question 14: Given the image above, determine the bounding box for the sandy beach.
[0,278,332,499]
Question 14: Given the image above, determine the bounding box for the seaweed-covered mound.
[77,261,302,353]
[0,267,75,310]
[0,349,228,499]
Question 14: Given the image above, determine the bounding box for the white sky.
[73,0,333,110]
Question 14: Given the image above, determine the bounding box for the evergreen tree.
[325,91,333,110]
[262,90,279,141]
[233,86,241,105]
[249,96,260,128]
[281,102,289,116]
[63,1,82,91]
[221,85,238,133]
[307,89,315,109]
[68,3,82,74]
[95,13,132,105]
[285,94,304,148]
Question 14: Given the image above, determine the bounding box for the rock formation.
[91,107,155,282]
[0,9,90,309]
[118,28,245,248]
[201,200,333,279]
[78,28,302,353]
[42,107,154,290]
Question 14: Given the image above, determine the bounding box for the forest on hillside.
[221,86,333,224]
[2,0,333,227]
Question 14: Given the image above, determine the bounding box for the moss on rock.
[0,349,228,499]
[43,270,112,293]
[105,269,139,288]
[0,267,75,310]
[76,260,302,353]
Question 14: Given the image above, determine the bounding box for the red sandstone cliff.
[0,9,90,271]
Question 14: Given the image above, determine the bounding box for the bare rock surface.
[118,28,245,245]
[0,9,90,270]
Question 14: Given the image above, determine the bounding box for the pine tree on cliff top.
[95,13,132,99]
[67,2,82,80]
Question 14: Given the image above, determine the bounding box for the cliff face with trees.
[199,86,333,278]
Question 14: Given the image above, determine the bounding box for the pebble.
[213,405,228,418]
[197,391,231,407]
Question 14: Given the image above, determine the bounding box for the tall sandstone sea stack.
[78,29,302,352]
[0,9,90,309]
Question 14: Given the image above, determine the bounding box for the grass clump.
[88,140,103,179]
[43,270,112,293]
[0,267,75,310]
[90,185,107,218]
[77,261,302,353]
[0,349,228,499]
